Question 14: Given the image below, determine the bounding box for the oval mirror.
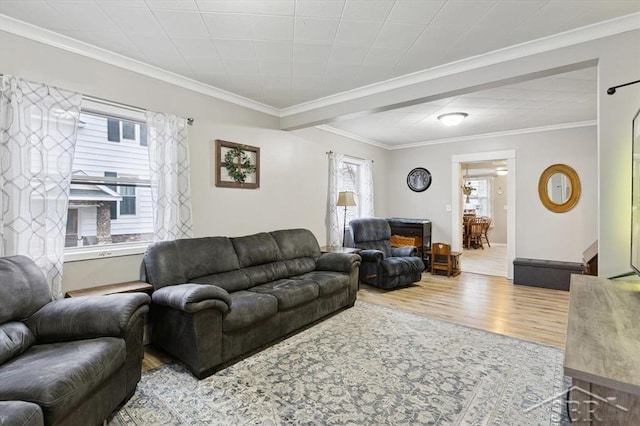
[538,164,581,213]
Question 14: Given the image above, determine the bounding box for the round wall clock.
[407,167,432,192]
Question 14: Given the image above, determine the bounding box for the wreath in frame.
[224,146,256,183]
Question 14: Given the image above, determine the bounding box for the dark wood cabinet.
[386,218,432,266]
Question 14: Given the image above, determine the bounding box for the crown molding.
[388,120,597,150]
[315,125,391,150]
[280,13,640,118]
[0,14,280,117]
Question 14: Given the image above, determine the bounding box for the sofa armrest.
[391,246,418,257]
[26,293,150,342]
[359,249,384,263]
[0,401,43,426]
[152,283,231,314]
[316,253,361,273]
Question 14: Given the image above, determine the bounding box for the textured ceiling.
[1,0,638,109]
[327,66,597,146]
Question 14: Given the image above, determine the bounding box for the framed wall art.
[214,139,260,189]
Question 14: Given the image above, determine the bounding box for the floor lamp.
[336,191,357,247]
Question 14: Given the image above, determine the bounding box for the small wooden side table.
[65,280,153,298]
[320,246,362,254]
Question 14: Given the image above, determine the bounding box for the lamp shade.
[336,191,357,207]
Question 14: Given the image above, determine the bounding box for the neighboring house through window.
[66,99,152,249]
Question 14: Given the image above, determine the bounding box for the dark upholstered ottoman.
[513,258,583,291]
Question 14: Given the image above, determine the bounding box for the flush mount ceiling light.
[495,168,508,176]
[437,112,468,126]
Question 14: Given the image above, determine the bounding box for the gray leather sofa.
[0,255,150,426]
[350,218,425,289]
[143,228,361,379]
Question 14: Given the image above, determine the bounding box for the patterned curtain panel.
[361,160,375,218]
[0,75,81,299]
[326,152,344,247]
[146,111,194,241]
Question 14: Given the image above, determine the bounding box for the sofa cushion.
[381,257,424,277]
[0,322,36,364]
[0,338,125,424]
[249,279,319,310]
[176,237,240,279]
[232,233,282,268]
[241,262,289,287]
[195,270,251,293]
[223,291,278,332]
[0,256,51,323]
[143,241,187,289]
[281,257,317,277]
[0,401,43,426]
[295,271,350,297]
[350,218,393,258]
[270,229,321,260]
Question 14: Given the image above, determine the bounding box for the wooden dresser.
[386,218,432,266]
[564,274,640,425]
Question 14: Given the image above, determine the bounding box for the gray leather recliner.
[349,218,425,289]
[0,255,150,426]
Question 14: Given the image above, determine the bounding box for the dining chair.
[430,242,461,277]
[481,217,492,247]
[466,218,485,249]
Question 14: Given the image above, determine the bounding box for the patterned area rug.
[111,301,566,425]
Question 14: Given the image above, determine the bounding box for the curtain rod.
[326,151,373,163]
[82,94,194,125]
[0,73,194,125]
[607,79,640,95]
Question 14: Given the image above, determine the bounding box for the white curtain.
[361,159,375,218]
[0,75,82,298]
[146,111,194,241]
[326,152,344,247]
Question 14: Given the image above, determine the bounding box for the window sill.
[64,242,150,262]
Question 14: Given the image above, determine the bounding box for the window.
[122,121,135,140]
[107,119,120,142]
[338,158,363,229]
[66,99,153,253]
[467,177,491,217]
[104,171,118,219]
[106,119,143,144]
[139,124,147,146]
[119,185,136,215]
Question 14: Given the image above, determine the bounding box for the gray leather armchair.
[0,255,150,425]
[349,218,425,289]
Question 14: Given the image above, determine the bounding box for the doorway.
[451,150,516,279]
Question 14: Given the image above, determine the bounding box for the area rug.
[110,301,566,425]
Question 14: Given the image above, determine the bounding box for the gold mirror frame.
[538,164,581,213]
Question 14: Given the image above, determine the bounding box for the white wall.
[491,174,508,244]
[596,32,640,278]
[0,32,387,292]
[387,126,597,263]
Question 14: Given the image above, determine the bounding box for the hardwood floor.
[460,243,508,277]
[358,272,570,348]
[142,272,570,371]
